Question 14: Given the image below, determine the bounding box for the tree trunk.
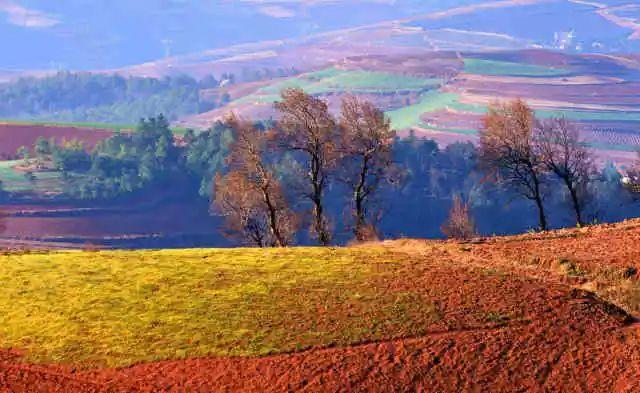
[565,180,584,227]
[353,156,369,241]
[311,154,330,246]
[263,189,285,247]
[313,191,329,246]
[534,194,548,232]
[533,175,548,231]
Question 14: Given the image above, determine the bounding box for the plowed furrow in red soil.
[0,364,104,393]
[1,291,637,392]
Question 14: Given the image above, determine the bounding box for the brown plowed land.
[456,78,640,107]
[3,220,640,391]
[0,123,113,159]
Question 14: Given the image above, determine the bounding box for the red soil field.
[0,123,114,159]
[2,220,640,391]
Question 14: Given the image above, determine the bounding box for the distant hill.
[2,0,639,166]
[105,0,640,80]
[175,49,640,166]
[1,0,638,72]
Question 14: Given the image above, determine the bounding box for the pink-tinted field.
[0,123,113,159]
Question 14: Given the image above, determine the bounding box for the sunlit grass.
[0,247,439,367]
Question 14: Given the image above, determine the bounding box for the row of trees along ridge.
[213,89,397,246]
[214,89,595,246]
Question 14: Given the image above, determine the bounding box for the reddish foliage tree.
[212,115,296,247]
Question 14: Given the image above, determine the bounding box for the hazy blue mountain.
[0,0,482,70]
[1,0,638,72]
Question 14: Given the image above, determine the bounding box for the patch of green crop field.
[583,142,640,152]
[386,91,483,130]
[420,126,479,136]
[0,247,440,367]
[463,58,570,77]
[0,119,134,131]
[0,160,63,193]
[535,109,640,122]
[236,67,441,105]
[315,69,439,92]
[0,119,190,135]
[369,94,640,135]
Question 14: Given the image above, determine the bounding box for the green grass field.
[0,119,190,135]
[386,91,483,130]
[463,59,570,77]
[0,119,135,131]
[237,67,441,105]
[0,160,63,193]
[0,247,439,367]
[536,109,640,122]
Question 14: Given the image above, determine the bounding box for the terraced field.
[0,123,114,160]
[175,49,640,165]
[235,67,441,105]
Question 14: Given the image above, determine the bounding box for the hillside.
[176,49,640,166]
[3,0,639,72]
[3,1,640,166]
[105,0,640,80]
[1,220,640,391]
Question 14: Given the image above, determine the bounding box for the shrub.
[441,195,477,240]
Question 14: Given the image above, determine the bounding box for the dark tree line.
[215,93,623,246]
[17,92,640,246]
[0,69,302,125]
[213,91,612,247]
[0,73,211,123]
[21,114,233,200]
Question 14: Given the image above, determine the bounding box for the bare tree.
[441,195,477,240]
[536,117,594,226]
[339,95,397,242]
[274,88,338,245]
[213,172,270,247]
[213,115,296,247]
[479,99,549,231]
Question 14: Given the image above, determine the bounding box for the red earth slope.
[0,123,114,159]
[2,220,640,392]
